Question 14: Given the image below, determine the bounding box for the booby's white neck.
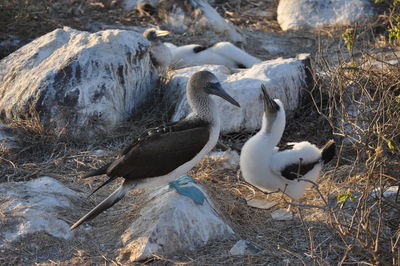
[259,99,286,147]
[187,91,220,126]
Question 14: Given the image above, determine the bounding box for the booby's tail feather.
[70,181,134,230]
[82,163,110,179]
[87,176,117,198]
[320,140,336,164]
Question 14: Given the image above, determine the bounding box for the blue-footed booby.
[170,41,261,69]
[70,71,240,230]
[240,84,335,202]
[143,28,172,69]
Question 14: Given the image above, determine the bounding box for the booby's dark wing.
[280,161,319,180]
[85,119,210,196]
[279,140,336,181]
[106,119,210,180]
[81,120,186,179]
[118,120,181,156]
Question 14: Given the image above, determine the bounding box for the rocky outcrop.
[0,177,79,247]
[0,27,155,136]
[165,55,311,133]
[277,0,375,31]
[117,177,234,262]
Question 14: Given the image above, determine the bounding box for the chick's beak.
[260,84,279,113]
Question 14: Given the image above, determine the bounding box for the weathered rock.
[0,176,79,247]
[371,186,399,199]
[158,0,243,42]
[117,180,234,262]
[229,240,262,256]
[277,0,375,31]
[271,209,293,221]
[165,55,311,133]
[246,198,277,210]
[0,27,155,136]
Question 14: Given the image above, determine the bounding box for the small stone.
[371,186,399,198]
[93,149,106,155]
[246,198,277,210]
[271,209,293,221]
[229,240,261,256]
[209,150,240,169]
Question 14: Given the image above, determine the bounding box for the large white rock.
[158,0,243,42]
[277,0,375,31]
[0,176,79,246]
[0,27,155,136]
[165,55,311,133]
[117,181,234,262]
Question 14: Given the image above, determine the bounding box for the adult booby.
[169,42,261,69]
[240,84,335,202]
[70,71,240,230]
[143,28,172,69]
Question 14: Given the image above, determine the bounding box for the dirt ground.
[1,0,399,265]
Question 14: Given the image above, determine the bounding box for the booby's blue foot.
[169,175,205,205]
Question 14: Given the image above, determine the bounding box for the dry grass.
[312,49,400,265]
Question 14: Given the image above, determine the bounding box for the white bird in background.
[169,41,261,69]
[143,28,172,70]
[143,27,261,69]
[240,84,335,206]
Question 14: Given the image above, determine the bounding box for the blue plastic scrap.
[169,175,205,205]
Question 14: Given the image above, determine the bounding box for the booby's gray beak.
[155,30,170,37]
[260,84,280,113]
[206,82,240,107]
